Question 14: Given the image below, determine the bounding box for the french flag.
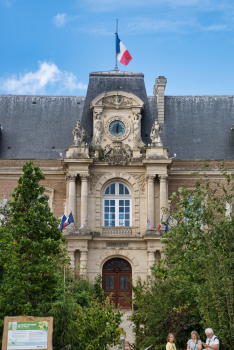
[116,34,132,66]
[157,215,163,231]
[62,212,75,231]
[59,215,67,232]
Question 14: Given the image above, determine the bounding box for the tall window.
[103,182,131,227]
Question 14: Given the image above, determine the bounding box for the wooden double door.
[102,258,132,308]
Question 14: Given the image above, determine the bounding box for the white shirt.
[206,335,219,350]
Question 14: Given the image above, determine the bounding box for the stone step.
[110,310,135,350]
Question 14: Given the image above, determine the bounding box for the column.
[67,249,75,269]
[147,251,155,275]
[146,175,155,226]
[80,250,88,276]
[67,173,77,223]
[80,174,89,226]
[159,175,168,219]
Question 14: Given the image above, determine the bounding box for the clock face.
[109,120,125,137]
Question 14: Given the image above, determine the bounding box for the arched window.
[103,182,131,227]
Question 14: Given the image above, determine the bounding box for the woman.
[166,333,176,350]
[187,331,202,350]
[119,328,126,350]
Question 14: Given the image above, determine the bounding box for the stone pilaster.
[158,174,168,219]
[147,251,155,275]
[80,174,89,226]
[80,250,88,276]
[67,173,77,223]
[67,248,76,269]
[146,175,155,226]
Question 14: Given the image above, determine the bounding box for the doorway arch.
[102,257,132,308]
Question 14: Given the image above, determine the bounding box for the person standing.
[203,328,219,350]
[187,331,202,350]
[119,327,126,350]
[166,333,176,350]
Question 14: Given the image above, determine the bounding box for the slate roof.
[0,70,234,160]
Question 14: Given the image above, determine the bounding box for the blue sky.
[0,0,233,96]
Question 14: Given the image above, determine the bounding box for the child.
[119,328,126,350]
[166,333,176,350]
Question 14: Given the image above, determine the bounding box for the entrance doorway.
[102,258,132,308]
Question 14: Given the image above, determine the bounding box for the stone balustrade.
[102,227,132,235]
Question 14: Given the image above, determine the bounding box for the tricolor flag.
[63,212,75,230]
[59,214,67,232]
[146,217,154,231]
[157,215,164,231]
[116,34,132,66]
[79,214,91,230]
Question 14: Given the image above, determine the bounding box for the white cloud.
[0,0,11,7]
[0,62,87,95]
[202,24,228,31]
[53,13,68,27]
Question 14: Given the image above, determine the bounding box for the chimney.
[154,76,167,124]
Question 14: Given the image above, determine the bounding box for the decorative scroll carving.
[150,120,163,146]
[102,95,134,109]
[104,116,130,141]
[73,120,85,146]
[128,173,146,194]
[103,142,132,165]
[146,175,155,182]
[89,173,103,193]
[80,174,89,182]
[158,174,168,182]
[67,173,77,181]
[93,113,103,146]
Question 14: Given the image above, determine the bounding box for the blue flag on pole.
[165,217,169,232]
[59,214,67,232]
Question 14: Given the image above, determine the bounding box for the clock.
[109,120,125,137]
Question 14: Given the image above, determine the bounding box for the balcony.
[102,227,132,235]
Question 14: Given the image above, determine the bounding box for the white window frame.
[103,182,132,227]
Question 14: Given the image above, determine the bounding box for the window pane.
[111,183,115,194]
[105,207,109,213]
[119,213,124,219]
[125,214,130,219]
[110,200,115,206]
[125,221,130,226]
[105,214,109,219]
[110,207,115,213]
[110,214,115,219]
[125,275,128,289]
[119,207,124,213]
[120,275,124,289]
[125,207,130,213]
[125,200,130,206]
[104,220,108,226]
[106,275,109,289]
[119,200,124,206]
[110,275,114,289]
[105,187,109,194]
[119,183,124,194]
[110,220,115,226]
[105,200,109,205]
[125,187,129,194]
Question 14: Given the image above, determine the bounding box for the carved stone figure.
[73,119,85,146]
[133,113,142,147]
[150,119,163,146]
[102,95,134,109]
[93,113,103,146]
[103,142,132,165]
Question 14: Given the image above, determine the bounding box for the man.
[203,328,219,350]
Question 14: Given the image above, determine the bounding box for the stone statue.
[150,119,163,146]
[93,113,103,146]
[73,119,85,146]
[133,113,142,147]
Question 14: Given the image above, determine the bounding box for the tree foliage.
[131,166,234,350]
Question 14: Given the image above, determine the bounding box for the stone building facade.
[0,70,234,308]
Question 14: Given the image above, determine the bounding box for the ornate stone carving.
[132,113,142,147]
[103,141,132,165]
[80,174,89,182]
[73,119,85,146]
[89,173,103,193]
[150,120,163,146]
[158,174,168,182]
[104,116,130,141]
[102,95,133,109]
[93,113,103,146]
[67,173,77,181]
[146,175,155,182]
[128,173,146,194]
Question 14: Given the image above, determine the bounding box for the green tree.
[76,296,122,350]
[0,162,68,332]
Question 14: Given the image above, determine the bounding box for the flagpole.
[114,19,118,71]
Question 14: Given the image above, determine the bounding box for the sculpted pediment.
[90,91,144,110]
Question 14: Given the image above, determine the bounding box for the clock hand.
[116,123,119,133]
